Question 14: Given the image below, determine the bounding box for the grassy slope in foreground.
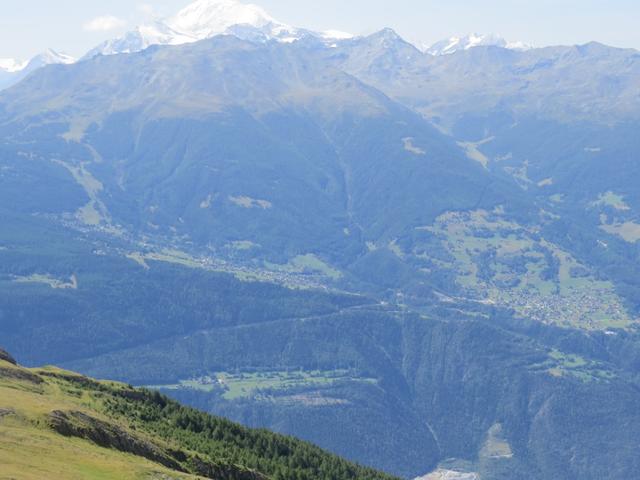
[0,351,397,480]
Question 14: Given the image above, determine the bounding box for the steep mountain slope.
[0,35,522,276]
[0,351,397,480]
[324,33,640,319]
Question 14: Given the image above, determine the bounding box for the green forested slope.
[0,350,397,480]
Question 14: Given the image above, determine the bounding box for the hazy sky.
[2,0,640,59]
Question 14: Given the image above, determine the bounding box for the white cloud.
[137,4,155,16]
[83,15,126,32]
[137,3,161,21]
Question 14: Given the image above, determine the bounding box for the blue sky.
[2,0,640,59]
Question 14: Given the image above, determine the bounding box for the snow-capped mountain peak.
[168,0,281,39]
[83,21,194,59]
[1,49,75,74]
[27,49,76,69]
[426,33,531,55]
[85,0,354,59]
[85,0,288,59]
[0,49,76,91]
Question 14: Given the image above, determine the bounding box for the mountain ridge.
[1,0,636,94]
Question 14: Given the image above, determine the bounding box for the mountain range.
[1,1,640,480]
[1,0,529,91]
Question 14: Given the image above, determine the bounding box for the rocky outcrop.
[48,410,185,473]
[0,348,17,365]
[0,408,15,418]
[46,410,263,480]
[0,366,43,385]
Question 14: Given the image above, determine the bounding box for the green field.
[527,349,617,383]
[265,254,343,280]
[150,369,376,401]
